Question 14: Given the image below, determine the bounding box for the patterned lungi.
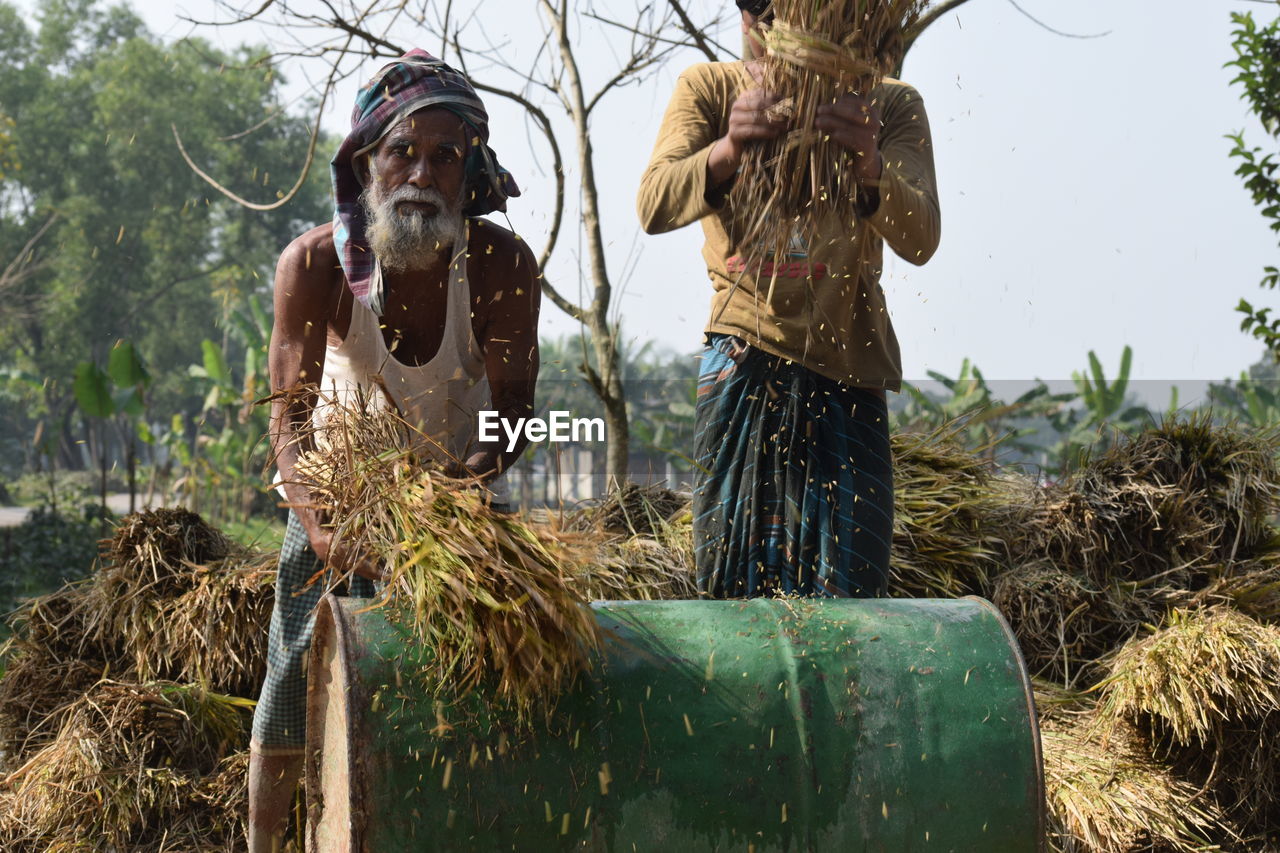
[250,513,376,754]
[692,334,894,598]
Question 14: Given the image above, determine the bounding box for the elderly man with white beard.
[247,50,540,850]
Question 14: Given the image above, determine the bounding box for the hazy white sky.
[116,0,1280,387]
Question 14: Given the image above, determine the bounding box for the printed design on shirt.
[725,230,826,281]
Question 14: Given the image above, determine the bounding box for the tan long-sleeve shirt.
[637,61,941,391]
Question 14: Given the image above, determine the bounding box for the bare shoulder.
[466,218,539,294]
[279,223,340,280]
[275,223,344,314]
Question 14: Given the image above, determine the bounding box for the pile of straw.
[1095,607,1280,837]
[1029,416,1279,585]
[1191,550,1280,623]
[990,418,1280,686]
[566,482,699,601]
[1041,711,1227,853]
[0,508,273,850]
[983,417,1280,849]
[567,481,690,536]
[730,0,926,264]
[0,682,250,851]
[887,426,1019,598]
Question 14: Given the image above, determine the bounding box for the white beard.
[362,181,465,272]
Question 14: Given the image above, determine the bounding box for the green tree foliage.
[1227,8,1280,357]
[0,0,330,468]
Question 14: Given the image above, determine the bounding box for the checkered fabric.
[331,48,520,313]
[692,334,894,599]
[250,513,375,752]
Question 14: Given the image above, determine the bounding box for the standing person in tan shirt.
[637,1,940,599]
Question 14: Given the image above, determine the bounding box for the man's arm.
[638,66,785,235]
[817,83,941,266]
[458,225,541,481]
[268,226,382,580]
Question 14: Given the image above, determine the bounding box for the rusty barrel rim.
[305,593,366,849]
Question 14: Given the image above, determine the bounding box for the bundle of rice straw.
[104,507,234,577]
[1096,606,1280,744]
[1041,711,1227,853]
[888,426,1019,599]
[0,509,275,741]
[88,510,276,695]
[0,681,251,851]
[1030,416,1280,586]
[992,559,1102,682]
[729,0,926,266]
[567,481,690,537]
[1191,550,1280,624]
[292,402,604,724]
[565,483,700,600]
[1095,606,1280,835]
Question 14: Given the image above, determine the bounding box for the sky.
[104,0,1280,394]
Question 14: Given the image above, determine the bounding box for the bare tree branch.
[440,0,454,61]
[1004,0,1111,39]
[460,73,577,321]
[0,212,58,294]
[903,0,976,56]
[585,48,668,117]
[218,104,286,141]
[172,36,350,211]
[586,10,720,55]
[316,0,405,55]
[179,0,278,28]
[665,0,725,62]
[539,0,612,317]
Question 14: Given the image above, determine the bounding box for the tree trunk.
[546,0,631,492]
[602,392,629,492]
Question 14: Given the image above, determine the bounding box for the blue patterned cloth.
[251,512,375,753]
[331,48,520,313]
[692,334,893,598]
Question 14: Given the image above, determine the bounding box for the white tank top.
[311,223,510,504]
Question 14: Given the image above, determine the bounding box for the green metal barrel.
[306,596,1044,852]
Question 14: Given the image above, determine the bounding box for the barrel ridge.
[965,594,1047,853]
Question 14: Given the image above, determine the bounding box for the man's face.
[361,108,469,272]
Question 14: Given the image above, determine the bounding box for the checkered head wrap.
[330,49,520,310]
